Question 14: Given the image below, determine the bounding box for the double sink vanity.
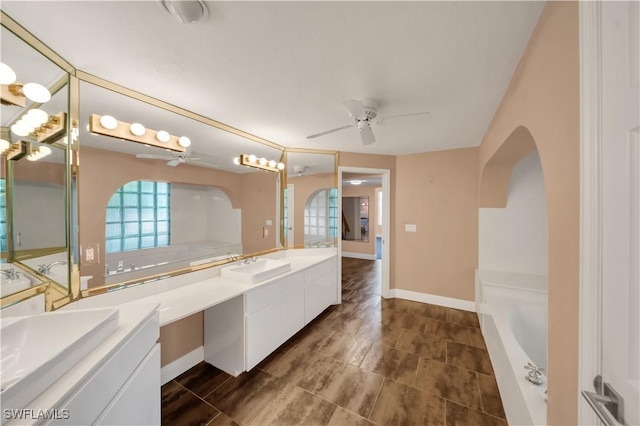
[0,249,338,425]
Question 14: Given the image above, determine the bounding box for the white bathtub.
[476,269,548,426]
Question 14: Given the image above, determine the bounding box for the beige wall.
[240,171,278,253]
[396,148,479,300]
[478,3,579,424]
[78,147,277,287]
[13,160,65,186]
[287,172,334,247]
[341,184,378,256]
[159,312,202,366]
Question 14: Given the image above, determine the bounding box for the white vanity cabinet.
[244,256,338,371]
[45,310,160,426]
[244,272,306,370]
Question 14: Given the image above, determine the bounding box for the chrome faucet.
[37,261,67,274]
[0,269,20,280]
[524,362,544,385]
[243,256,257,264]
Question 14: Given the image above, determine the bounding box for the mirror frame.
[0,11,339,311]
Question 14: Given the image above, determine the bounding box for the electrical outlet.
[82,243,99,265]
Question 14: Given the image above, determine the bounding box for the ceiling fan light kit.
[89,113,187,153]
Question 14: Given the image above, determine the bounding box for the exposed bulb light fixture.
[90,114,187,153]
[0,139,11,154]
[156,130,170,143]
[237,154,284,173]
[0,62,16,85]
[178,136,191,148]
[22,83,51,103]
[11,123,30,137]
[25,108,49,127]
[26,145,53,161]
[130,122,146,136]
[161,0,208,24]
[99,115,118,130]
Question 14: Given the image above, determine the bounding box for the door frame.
[338,166,391,300]
[578,2,605,424]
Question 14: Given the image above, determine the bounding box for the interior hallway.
[161,258,507,425]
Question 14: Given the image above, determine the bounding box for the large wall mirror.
[342,196,369,242]
[78,81,284,293]
[1,22,71,303]
[285,151,337,249]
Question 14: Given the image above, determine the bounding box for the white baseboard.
[390,289,476,312]
[161,346,204,385]
[342,252,376,260]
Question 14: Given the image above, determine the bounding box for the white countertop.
[132,252,337,326]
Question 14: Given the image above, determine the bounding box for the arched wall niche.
[479,125,540,208]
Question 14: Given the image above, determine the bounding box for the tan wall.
[78,147,276,287]
[240,171,278,253]
[13,160,65,186]
[287,172,334,247]
[478,3,579,424]
[341,184,378,256]
[159,312,202,366]
[396,148,479,300]
[338,152,396,286]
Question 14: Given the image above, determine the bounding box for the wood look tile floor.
[162,258,507,425]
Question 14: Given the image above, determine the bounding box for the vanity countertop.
[124,250,338,326]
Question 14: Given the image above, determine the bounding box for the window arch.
[304,187,338,244]
[105,180,170,253]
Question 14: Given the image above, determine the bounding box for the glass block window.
[105,181,170,253]
[304,187,338,239]
[0,178,6,253]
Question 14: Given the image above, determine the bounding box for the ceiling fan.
[307,99,431,145]
[135,151,218,168]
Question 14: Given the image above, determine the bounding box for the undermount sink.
[221,258,291,283]
[0,308,119,411]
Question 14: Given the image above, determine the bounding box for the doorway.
[338,167,390,301]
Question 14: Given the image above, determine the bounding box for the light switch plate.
[405,224,417,232]
[266,219,273,226]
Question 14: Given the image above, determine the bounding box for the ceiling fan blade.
[359,124,376,145]
[342,99,367,120]
[376,111,432,125]
[136,153,175,160]
[166,159,180,167]
[306,124,354,139]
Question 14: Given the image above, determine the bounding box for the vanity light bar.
[89,114,187,153]
[4,140,30,160]
[238,154,284,173]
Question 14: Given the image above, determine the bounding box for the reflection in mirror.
[342,196,369,242]
[1,23,69,299]
[285,152,337,248]
[78,81,283,292]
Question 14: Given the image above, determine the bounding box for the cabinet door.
[305,271,337,324]
[245,288,304,370]
[94,344,161,425]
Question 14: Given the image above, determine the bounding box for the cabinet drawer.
[245,271,304,314]
[303,257,337,283]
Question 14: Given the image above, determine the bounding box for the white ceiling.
[2,1,544,156]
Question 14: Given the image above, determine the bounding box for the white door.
[286,184,295,247]
[583,2,640,425]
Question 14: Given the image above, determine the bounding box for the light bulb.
[38,146,52,156]
[27,109,49,126]
[11,123,30,137]
[233,157,240,165]
[99,115,118,130]
[259,157,267,166]
[27,155,38,161]
[0,139,10,153]
[350,180,363,185]
[248,154,257,163]
[178,136,191,147]
[277,162,285,170]
[156,130,170,143]
[130,122,146,136]
[268,160,276,168]
[0,62,16,85]
[16,119,35,133]
[22,82,51,103]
